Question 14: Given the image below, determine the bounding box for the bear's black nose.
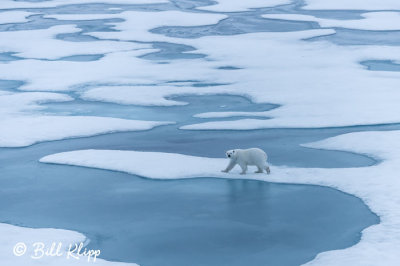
[228,155,231,158]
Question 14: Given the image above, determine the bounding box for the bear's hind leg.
[266,166,271,174]
[255,166,263,173]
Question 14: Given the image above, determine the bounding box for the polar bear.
[222,148,270,175]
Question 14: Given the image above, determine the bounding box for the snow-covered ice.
[0,25,143,60]
[0,11,35,24]
[0,91,72,115]
[41,150,224,179]
[0,116,172,148]
[0,91,172,147]
[175,30,400,128]
[40,130,400,265]
[263,12,400,31]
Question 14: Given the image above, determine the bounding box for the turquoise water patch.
[0,79,25,91]
[0,52,22,62]
[58,54,104,61]
[217,66,242,70]
[361,60,400,72]
[309,29,400,46]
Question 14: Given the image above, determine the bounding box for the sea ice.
[0,25,144,60]
[0,11,35,24]
[40,130,400,265]
[175,30,400,128]
[0,91,172,147]
[0,116,172,148]
[4,28,400,128]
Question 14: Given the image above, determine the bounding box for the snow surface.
[304,0,400,10]
[0,11,35,24]
[0,91,72,115]
[40,130,400,265]
[0,25,143,59]
[41,150,224,179]
[262,12,400,31]
[0,116,171,148]
[196,0,291,12]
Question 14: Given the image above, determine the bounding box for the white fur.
[222,148,270,175]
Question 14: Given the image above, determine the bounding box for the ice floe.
[197,0,291,12]
[41,149,224,179]
[263,12,400,31]
[0,11,35,24]
[0,91,72,115]
[0,91,172,147]
[40,130,400,265]
[0,116,171,148]
[0,25,143,60]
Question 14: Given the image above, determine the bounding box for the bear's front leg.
[222,160,236,173]
[239,163,247,175]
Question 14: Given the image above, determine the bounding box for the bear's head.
[226,149,237,159]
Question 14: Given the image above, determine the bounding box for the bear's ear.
[233,150,235,153]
